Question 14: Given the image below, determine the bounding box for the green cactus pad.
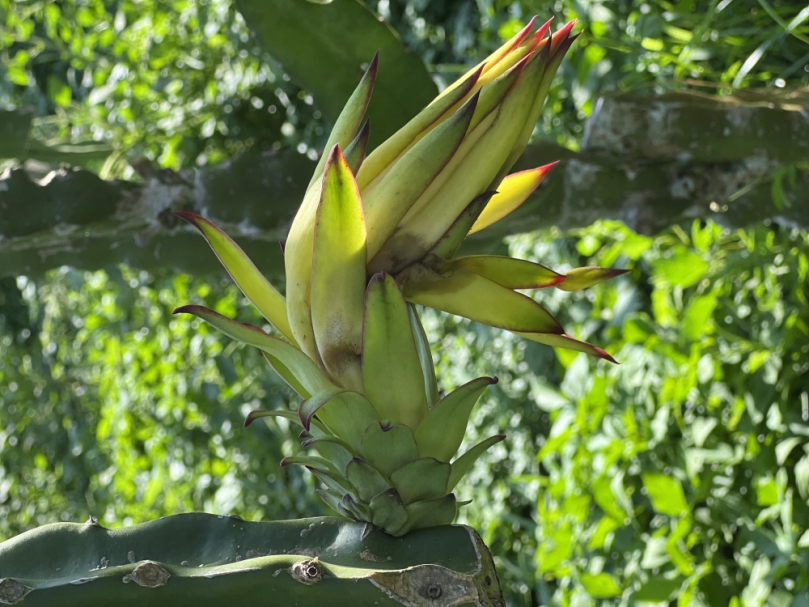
[0,513,503,606]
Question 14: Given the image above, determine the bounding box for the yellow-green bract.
[174,18,627,534]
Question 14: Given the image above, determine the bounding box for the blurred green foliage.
[2,1,809,606]
[2,0,806,168]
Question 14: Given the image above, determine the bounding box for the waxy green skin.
[0,513,503,606]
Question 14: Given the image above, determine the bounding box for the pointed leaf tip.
[557,266,630,291]
[594,347,619,364]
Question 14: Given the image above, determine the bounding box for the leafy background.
[1,0,809,606]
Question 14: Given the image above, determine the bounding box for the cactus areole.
[0,514,503,606]
[166,18,624,537]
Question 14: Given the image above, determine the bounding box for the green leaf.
[415,377,496,461]
[447,434,506,492]
[390,458,450,504]
[361,422,420,478]
[652,250,709,288]
[587,516,620,550]
[236,0,436,146]
[642,473,688,516]
[361,274,428,428]
[634,577,683,602]
[580,572,621,598]
[311,146,367,389]
[173,305,335,396]
[682,292,718,342]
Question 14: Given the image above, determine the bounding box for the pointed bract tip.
[552,20,577,45]
[366,51,379,78]
[279,239,286,254]
[173,211,209,231]
[594,347,619,364]
[460,89,482,117]
[326,143,344,163]
[172,305,193,315]
[491,376,499,385]
[528,18,553,47]
[279,457,292,467]
[541,160,560,173]
[243,410,267,427]
[506,16,538,53]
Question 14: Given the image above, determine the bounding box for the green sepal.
[175,213,296,345]
[361,422,420,478]
[427,192,494,261]
[363,91,479,261]
[307,466,356,496]
[362,273,428,428]
[339,491,371,520]
[390,458,450,504]
[346,458,391,502]
[447,255,564,289]
[343,120,370,174]
[299,388,346,430]
[244,409,302,428]
[301,437,355,473]
[369,489,408,536]
[311,145,367,390]
[173,305,336,396]
[399,494,458,535]
[309,53,377,190]
[415,376,497,461]
[280,455,343,479]
[304,392,382,452]
[399,263,564,334]
[316,488,345,514]
[261,351,310,399]
[407,304,439,408]
[448,434,506,492]
[556,266,630,291]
